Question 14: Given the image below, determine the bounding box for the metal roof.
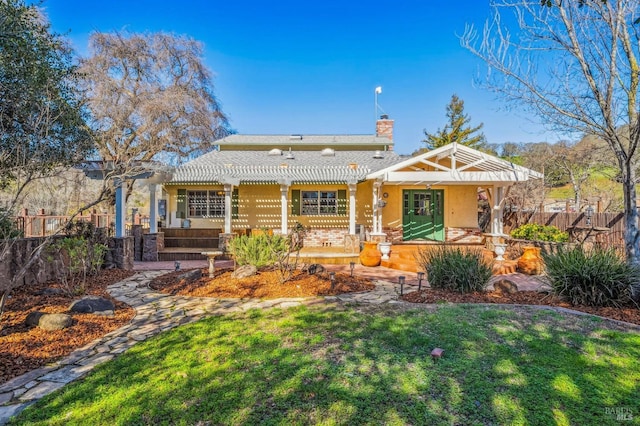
[169,149,403,184]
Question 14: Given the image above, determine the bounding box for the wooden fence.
[12,209,150,238]
[504,211,626,249]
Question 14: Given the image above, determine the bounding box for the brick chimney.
[376,114,394,150]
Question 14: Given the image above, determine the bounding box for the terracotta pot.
[359,241,382,267]
[517,246,544,275]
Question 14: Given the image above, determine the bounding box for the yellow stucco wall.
[163,182,479,233]
[165,184,356,231]
[379,185,479,230]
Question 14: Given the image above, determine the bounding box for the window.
[187,190,225,217]
[301,190,337,215]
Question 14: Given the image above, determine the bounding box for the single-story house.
[162,117,543,248]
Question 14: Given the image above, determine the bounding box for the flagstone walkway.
[0,265,558,424]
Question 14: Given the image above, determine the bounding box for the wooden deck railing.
[12,209,150,237]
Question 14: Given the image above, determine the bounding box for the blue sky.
[42,0,557,154]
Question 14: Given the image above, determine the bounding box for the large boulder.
[69,296,115,313]
[231,265,257,279]
[25,311,73,331]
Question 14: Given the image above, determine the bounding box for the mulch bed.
[402,288,640,326]
[2,266,638,388]
[149,267,375,299]
[0,269,136,386]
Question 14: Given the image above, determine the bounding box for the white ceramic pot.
[378,242,392,260]
[494,243,507,261]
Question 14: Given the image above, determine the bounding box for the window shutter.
[338,189,347,216]
[177,189,187,219]
[232,188,239,219]
[291,190,301,216]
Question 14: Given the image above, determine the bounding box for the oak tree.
[0,0,94,323]
[79,31,231,181]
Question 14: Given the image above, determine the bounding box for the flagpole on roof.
[374,86,382,128]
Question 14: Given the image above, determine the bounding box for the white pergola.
[82,161,173,237]
[366,142,544,237]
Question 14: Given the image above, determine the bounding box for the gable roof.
[169,149,403,185]
[367,143,543,185]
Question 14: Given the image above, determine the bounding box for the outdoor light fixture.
[399,275,406,296]
[330,272,336,290]
[174,261,181,271]
[349,261,355,277]
[585,205,594,226]
[417,272,425,291]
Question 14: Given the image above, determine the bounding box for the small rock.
[232,265,257,279]
[306,264,326,275]
[431,347,444,361]
[93,310,115,317]
[493,279,518,294]
[178,269,202,281]
[25,311,45,327]
[37,288,65,296]
[26,312,73,331]
[69,296,114,313]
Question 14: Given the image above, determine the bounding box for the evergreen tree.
[423,95,487,151]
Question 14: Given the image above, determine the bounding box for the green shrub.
[510,223,568,242]
[229,233,287,268]
[543,246,640,307]
[48,236,108,296]
[0,209,22,238]
[416,245,492,293]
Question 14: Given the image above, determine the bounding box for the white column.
[115,178,127,238]
[497,186,505,235]
[149,183,157,234]
[348,183,357,235]
[377,187,384,234]
[224,183,233,234]
[491,185,505,235]
[372,183,379,235]
[280,184,289,235]
[372,181,384,234]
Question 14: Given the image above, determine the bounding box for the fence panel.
[504,211,626,249]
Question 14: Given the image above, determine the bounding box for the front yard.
[10,303,640,425]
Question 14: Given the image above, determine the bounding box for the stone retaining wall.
[0,235,134,289]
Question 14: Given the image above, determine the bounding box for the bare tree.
[462,0,640,263]
[505,142,550,215]
[546,137,608,211]
[79,31,231,201]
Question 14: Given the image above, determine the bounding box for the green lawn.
[11,304,640,426]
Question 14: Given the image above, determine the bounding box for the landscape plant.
[45,222,108,296]
[510,223,569,242]
[270,222,308,283]
[543,246,640,307]
[229,232,287,268]
[416,245,492,293]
